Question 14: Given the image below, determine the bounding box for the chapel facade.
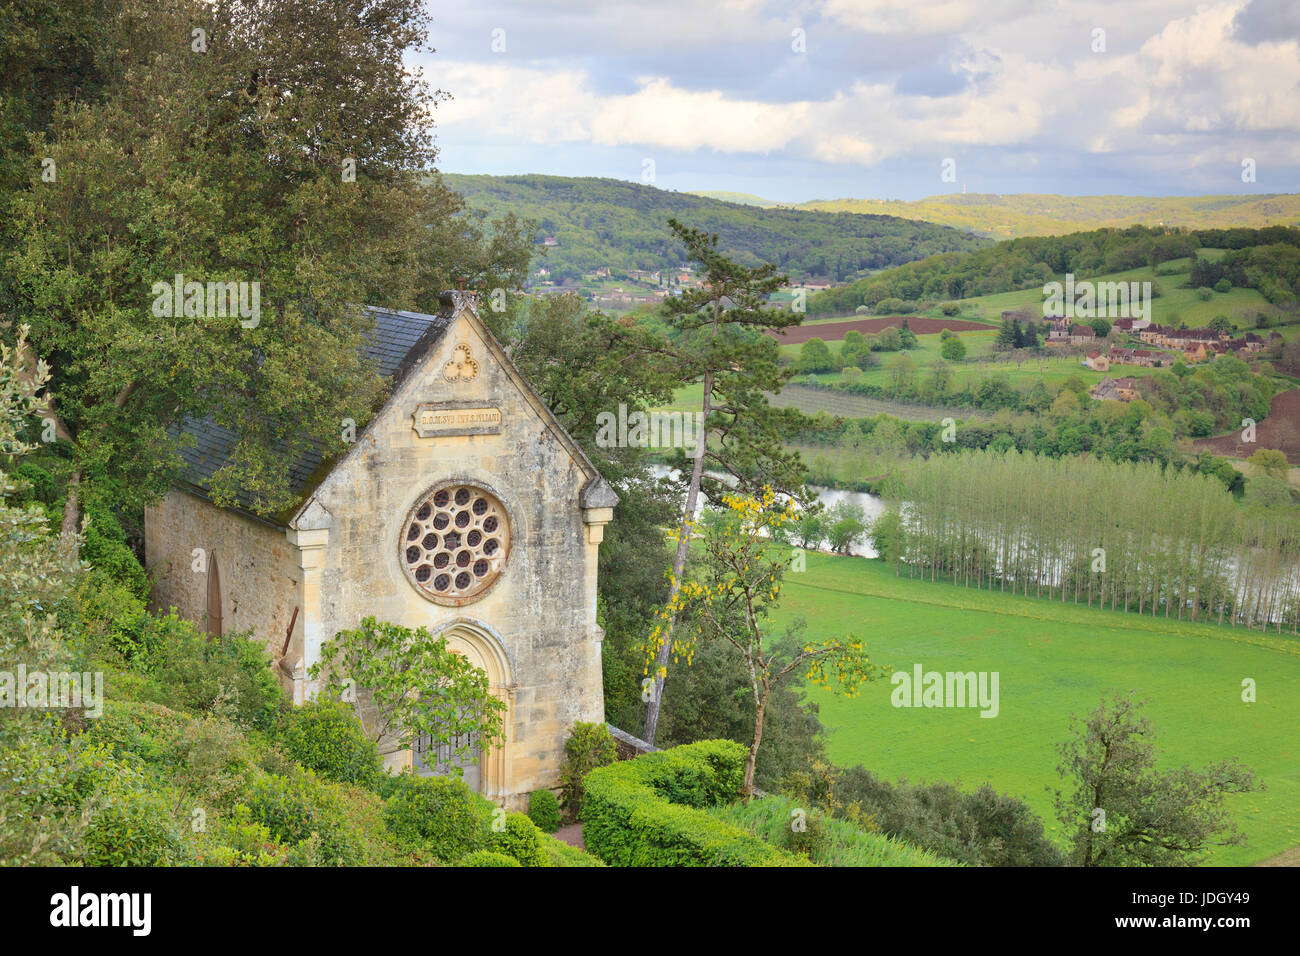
[144,291,616,808]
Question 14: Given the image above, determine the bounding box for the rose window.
[402,484,510,603]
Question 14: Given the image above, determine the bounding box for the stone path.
[1256,845,1300,866]
[553,823,585,848]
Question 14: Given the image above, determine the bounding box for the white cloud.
[821,0,1037,36]
[429,0,1300,181]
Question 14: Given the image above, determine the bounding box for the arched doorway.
[410,621,512,800]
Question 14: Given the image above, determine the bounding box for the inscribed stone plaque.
[412,402,503,437]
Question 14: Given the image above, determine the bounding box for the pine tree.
[640,219,809,745]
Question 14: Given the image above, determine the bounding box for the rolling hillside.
[798,193,1300,240]
[441,174,989,283]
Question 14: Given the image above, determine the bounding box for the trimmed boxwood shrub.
[278,701,381,786]
[706,794,954,866]
[559,721,616,819]
[459,850,520,867]
[527,789,561,833]
[383,774,491,862]
[539,834,606,867]
[580,740,811,867]
[485,811,547,866]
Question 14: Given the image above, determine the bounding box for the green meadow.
[771,551,1300,865]
[951,254,1274,329]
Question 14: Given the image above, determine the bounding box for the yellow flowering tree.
[665,487,883,796]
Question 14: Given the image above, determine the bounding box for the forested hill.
[440,174,989,283]
[798,193,1300,240]
[808,224,1300,315]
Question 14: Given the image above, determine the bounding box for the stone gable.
[146,293,613,808]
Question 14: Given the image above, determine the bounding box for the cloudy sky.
[417,0,1300,202]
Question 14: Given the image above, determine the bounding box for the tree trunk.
[61,470,81,557]
[744,687,769,797]
[642,368,712,746]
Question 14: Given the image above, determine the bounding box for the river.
[648,464,886,557]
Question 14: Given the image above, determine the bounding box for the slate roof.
[176,303,454,520]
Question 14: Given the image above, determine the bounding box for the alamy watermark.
[595,403,704,457]
[1,665,103,717]
[151,272,261,328]
[891,663,999,718]
[1043,273,1151,321]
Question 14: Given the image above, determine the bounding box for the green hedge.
[539,833,605,867]
[459,850,521,867]
[527,789,561,833]
[581,740,812,867]
[706,794,956,867]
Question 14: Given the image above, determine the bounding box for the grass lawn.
[949,256,1273,329]
[772,551,1300,865]
[781,334,1167,393]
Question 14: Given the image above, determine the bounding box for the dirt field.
[1193,389,1300,464]
[773,315,993,345]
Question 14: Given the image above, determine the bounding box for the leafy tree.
[1244,475,1293,510]
[826,500,868,554]
[1050,389,1081,418]
[887,353,916,391]
[675,489,881,794]
[867,509,906,565]
[1247,448,1290,479]
[5,0,530,543]
[0,328,86,863]
[840,329,865,364]
[638,219,810,745]
[311,617,507,773]
[873,327,903,351]
[898,319,918,349]
[797,338,835,373]
[1208,315,1233,333]
[653,635,826,792]
[1053,693,1258,866]
[1089,318,1111,338]
[927,360,955,399]
[794,503,827,549]
[940,336,966,361]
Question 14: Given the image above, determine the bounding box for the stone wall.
[144,488,300,662]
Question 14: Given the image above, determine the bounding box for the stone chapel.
[144,290,617,809]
